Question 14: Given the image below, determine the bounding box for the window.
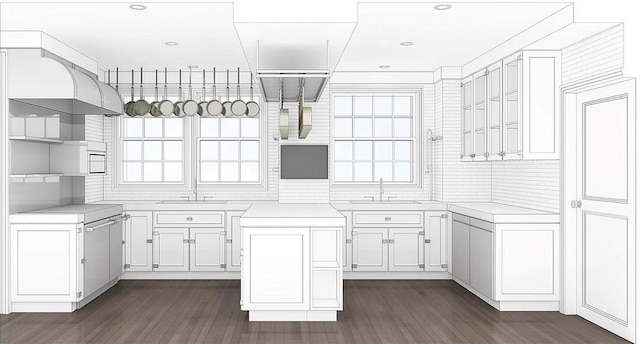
[198,116,261,183]
[120,116,185,183]
[333,94,416,183]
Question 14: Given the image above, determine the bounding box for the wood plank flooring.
[0,280,629,344]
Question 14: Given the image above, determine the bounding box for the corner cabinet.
[461,50,561,161]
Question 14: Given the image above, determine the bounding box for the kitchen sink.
[158,200,228,204]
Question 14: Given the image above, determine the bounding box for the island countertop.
[240,202,346,227]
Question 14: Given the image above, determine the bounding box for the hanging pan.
[222,69,233,117]
[231,67,247,116]
[124,69,136,116]
[157,67,174,116]
[133,67,150,116]
[173,70,186,117]
[207,67,224,116]
[246,72,260,117]
[149,69,162,117]
[182,66,200,116]
[197,69,211,116]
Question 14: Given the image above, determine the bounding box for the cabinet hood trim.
[6,49,123,115]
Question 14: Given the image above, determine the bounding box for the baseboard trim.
[248,310,337,321]
[121,271,241,280]
[344,271,452,280]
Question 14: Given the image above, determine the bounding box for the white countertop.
[241,202,346,227]
[11,204,123,224]
[448,202,560,223]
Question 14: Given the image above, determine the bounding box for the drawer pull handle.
[385,217,391,221]
[186,217,193,221]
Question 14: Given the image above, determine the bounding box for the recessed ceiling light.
[434,4,452,10]
[165,41,179,46]
[378,65,390,69]
[129,4,147,10]
[400,41,414,46]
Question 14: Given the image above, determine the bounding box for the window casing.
[332,93,419,184]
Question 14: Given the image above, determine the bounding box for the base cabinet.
[388,228,424,272]
[124,211,153,272]
[152,228,189,272]
[452,218,470,284]
[352,228,388,271]
[469,223,494,299]
[190,228,226,272]
[225,211,244,272]
[424,212,448,271]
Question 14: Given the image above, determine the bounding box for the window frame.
[330,88,423,186]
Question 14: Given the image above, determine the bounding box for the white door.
[424,212,447,271]
[124,211,153,272]
[241,227,309,311]
[225,211,243,272]
[352,228,388,271]
[153,228,189,272]
[574,79,636,342]
[190,228,225,272]
[388,228,423,272]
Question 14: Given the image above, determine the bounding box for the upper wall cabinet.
[461,50,561,161]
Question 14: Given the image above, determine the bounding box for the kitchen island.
[240,203,345,321]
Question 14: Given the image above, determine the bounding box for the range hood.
[6,49,123,115]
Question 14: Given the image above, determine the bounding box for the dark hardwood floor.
[0,280,629,344]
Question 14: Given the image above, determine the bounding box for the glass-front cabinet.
[460,50,561,162]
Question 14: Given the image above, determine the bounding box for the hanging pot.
[157,67,174,116]
[133,68,150,116]
[197,69,211,116]
[246,72,260,117]
[182,66,200,116]
[124,69,136,116]
[173,70,187,117]
[222,69,233,117]
[231,67,247,116]
[207,67,224,116]
[149,69,163,117]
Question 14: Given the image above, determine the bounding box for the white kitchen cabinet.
[109,219,124,281]
[124,211,153,272]
[189,228,225,272]
[451,215,470,284]
[424,212,448,271]
[341,211,353,272]
[352,228,388,271]
[84,219,110,298]
[469,220,493,299]
[388,228,424,272]
[225,211,244,272]
[462,50,561,161]
[152,228,189,272]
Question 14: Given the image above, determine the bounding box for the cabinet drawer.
[353,212,423,227]
[155,212,224,226]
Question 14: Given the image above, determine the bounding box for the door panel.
[575,79,636,342]
[469,226,493,298]
[425,212,447,271]
[389,228,423,272]
[190,228,225,272]
[84,221,110,298]
[153,228,189,272]
[452,220,470,284]
[225,211,243,272]
[125,211,152,272]
[352,228,387,271]
[109,220,123,281]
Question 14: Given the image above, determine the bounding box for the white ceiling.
[0,1,572,74]
[0,2,249,71]
[336,2,571,72]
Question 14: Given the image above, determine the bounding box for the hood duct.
[256,70,329,103]
[6,49,123,115]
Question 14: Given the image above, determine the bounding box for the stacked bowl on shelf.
[110,67,260,118]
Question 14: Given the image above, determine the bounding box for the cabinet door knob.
[186,217,193,221]
[384,217,391,221]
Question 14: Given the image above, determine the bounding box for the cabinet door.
[190,228,225,272]
[502,52,523,160]
[109,220,123,281]
[225,211,244,272]
[452,220,470,284]
[522,50,561,160]
[84,220,110,298]
[241,227,309,311]
[469,226,494,299]
[342,212,353,272]
[153,228,189,272]
[124,211,153,272]
[424,212,447,271]
[473,70,488,161]
[352,228,388,271]
[388,228,423,271]
[461,76,474,161]
[486,61,503,160]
